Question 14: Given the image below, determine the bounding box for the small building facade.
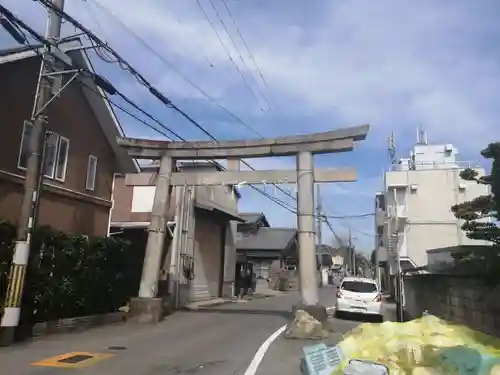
[111,161,243,305]
[376,140,490,295]
[236,212,298,279]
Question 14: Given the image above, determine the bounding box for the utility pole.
[0,0,65,346]
[349,229,355,276]
[393,188,403,322]
[316,185,322,247]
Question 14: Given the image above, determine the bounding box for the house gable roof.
[236,227,297,251]
[239,212,270,227]
[0,40,139,173]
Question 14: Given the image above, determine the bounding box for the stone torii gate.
[117,124,369,323]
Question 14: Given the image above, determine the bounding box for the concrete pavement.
[256,287,398,375]
[0,286,385,375]
[0,292,298,375]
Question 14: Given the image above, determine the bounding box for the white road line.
[243,324,287,375]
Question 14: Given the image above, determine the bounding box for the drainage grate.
[107,346,127,351]
[57,354,94,364]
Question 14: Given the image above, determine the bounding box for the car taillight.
[373,294,382,302]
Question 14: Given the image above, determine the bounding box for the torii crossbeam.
[117,124,369,323]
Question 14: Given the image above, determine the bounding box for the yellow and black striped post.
[3,264,27,311]
[0,240,30,346]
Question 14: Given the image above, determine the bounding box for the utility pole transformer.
[0,0,65,346]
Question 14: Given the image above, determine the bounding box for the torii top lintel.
[117,124,369,159]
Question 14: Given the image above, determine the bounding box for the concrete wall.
[384,167,490,268]
[222,221,238,297]
[403,274,500,336]
[195,184,238,217]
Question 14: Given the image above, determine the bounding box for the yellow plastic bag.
[333,315,500,375]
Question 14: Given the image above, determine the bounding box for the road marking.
[243,324,287,375]
[31,352,114,368]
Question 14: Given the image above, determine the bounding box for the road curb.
[183,299,236,311]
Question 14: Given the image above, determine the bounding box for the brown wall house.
[110,163,243,303]
[0,44,137,237]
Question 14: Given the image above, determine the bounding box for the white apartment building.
[375,141,490,293]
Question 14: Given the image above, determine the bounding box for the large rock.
[284,309,327,339]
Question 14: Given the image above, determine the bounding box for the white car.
[335,277,383,322]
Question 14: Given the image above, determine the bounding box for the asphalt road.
[0,287,370,375]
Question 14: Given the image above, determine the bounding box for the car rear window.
[341,281,377,293]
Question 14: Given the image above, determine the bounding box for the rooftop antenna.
[388,132,397,164]
[417,124,428,145]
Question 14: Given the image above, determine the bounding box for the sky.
[2,0,500,253]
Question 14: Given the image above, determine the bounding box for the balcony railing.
[389,160,481,172]
[386,205,406,218]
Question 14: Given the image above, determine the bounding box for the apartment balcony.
[377,246,387,262]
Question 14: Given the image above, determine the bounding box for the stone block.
[292,303,328,323]
[284,309,327,340]
[127,297,163,324]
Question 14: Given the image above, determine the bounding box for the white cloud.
[58,0,499,149]
[4,0,498,249]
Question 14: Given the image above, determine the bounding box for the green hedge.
[0,221,143,324]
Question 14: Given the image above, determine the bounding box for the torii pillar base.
[127,297,163,324]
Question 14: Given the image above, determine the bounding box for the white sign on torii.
[117,124,369,320]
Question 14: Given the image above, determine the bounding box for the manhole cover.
[108,346,127,351]
[57,354,94,364]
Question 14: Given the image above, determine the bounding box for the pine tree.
[451,142,500,245]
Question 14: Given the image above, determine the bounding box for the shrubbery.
[0,221,142,324]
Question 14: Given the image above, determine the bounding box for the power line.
[0,4,298,216]
[206,0,272,111]
[220,0,285,117]
[25,1,366,224]
[0,6,180,140]
[80,0,264,139]
[194,0,264,111]
[51,0,299,205]
[162,1,216,69]
[36,0,219,141]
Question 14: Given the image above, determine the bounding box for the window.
[17,122,69,182]
[54,137,69,181]
[43,132,59,178]
[341,281,378,293]
[86,155,98,191]
[17,121,34,169]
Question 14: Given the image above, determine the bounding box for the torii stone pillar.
[118,124,369,326]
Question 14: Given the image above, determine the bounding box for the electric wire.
[76,0,302,205]
[84,0,265,138]
[35,0,302,205]
[206,0,272,111]
[194,0,264,111]
[4,3,372,227]
[0,4,298,215]
[220,0,285,117]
